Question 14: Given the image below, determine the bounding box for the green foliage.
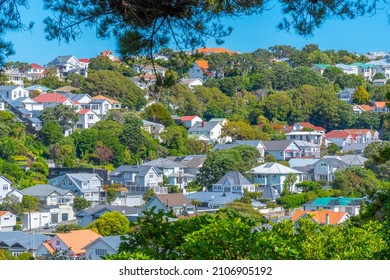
[40,104,79,132]
[72,197,89,213]
[353,85,370,104]
[89,211,130,236]
[142,189,156,203]
[54,223,83,233]
[143,103,175,126]
[160,126,189,155]
[38,121,63,146]
[106,187,118,205]
[22,195,40,211]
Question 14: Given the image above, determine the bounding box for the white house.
[76,109,101,129]
[181,115,203,128]
[178,78,204,89]
[335,64,359,75]
[47,55,88,78]
[49,173,104,206]
[350,62,376,81]
[0,211,17,232]
[142,120,165,141]
[249,162,303,193]
[373,101,389,113]
[25,63,46,80]
[21,211,52,231]
[0,176,22,204]
[0,68,24,86]
[188,121,225,143]
[83,236,122,260]
[0,85,29,100]
[109,165,165,190]
[367,60,390,79]
[188,60,211,80]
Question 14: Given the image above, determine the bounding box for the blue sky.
[4,2,390,65]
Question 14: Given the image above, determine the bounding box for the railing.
[125,185,168,194]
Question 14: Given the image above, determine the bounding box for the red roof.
[355,105,374,111]
[325,130,352,139]
[296,122,325,131]
[33,93,69,103]
[78,109,91,115]
[30,63,45,69]
[182,116,199,121]
[79,58,90,63]
[292,210,348,225]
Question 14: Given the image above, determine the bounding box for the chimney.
[325,213,329,225]
[202,121,205,127]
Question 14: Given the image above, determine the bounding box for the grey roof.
[214,171,252,186]
[0,232,50,250]
[178,78,203,85]
[289,158,319,168]
[315,158,350,169]
[20,184,73,196]
[77,205,139,216]
[261,140,295,151]
[260,185,281,201]
[339,154,368,166]
[168,172,195,178]
[62,93,91,102]
[50,55,75,64]
[338,88,355,95]
[110,165,163,177]
[292,140,320,148]
[67,173,101,182]
[25,85,51,91]
[250,162,302,174]
[165,155,207,168]
[188,121,220,133]
[83,235,122,251]
[142,120,165,127]
[142,158,186,168]
[186,191,241,206]
[235,140,263,147]
[0,85,19,91]
[212,142,242,151]
[27,117,42,123]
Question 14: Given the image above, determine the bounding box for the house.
[35,229,101,259]
[372,79,387,86]
[53,85,79,94]
[262,140,301,161]
[188,121,224,143]
[21,184,75,207]
[83,235,122,260]
[338,154,368,166]
[350,62,376,81]
[335,64,359,75]
[373,101,388,113]
[48,167,110,186]
[62,93,93,108]
[337,88,356,103]
[21,211,53,231]
[212,140,266,159]
[76,205,139,227]
[291,210,350,225]
[293,140,321,158]
[76,108,101,129]
[178,78,204,89]
[165,155,207,176]
[324,129,379,148]
[0,211,17,232]
[130,74,157,90]
[109,165,165,192]
[25,63,46,80]
[249,162,303,193]
[341,142,371,155]
[195,47,237,55]
[133,64,166,77]
[188,60,211,80]
[25,85,51,93]
[211,171,256,193]
[290,122,325,134]
[100,50,120,62]
[0,176,22,204]
[6,96,44,112]
[311,64,331,75]
[144,193,193,216]
[367,60,390,79]
[186,191,242,212]
[33,92,75,109]
[310,157,350,182]
[49,173,104,206]
[352,104,374,114]
[168,172,196,191]
[303,197,364,216]
[142,158,185,177]
[92,94,122,110]
[0,98,4,111]
[181,115,203,128]
[260,185,281,202]
[0,85,29,100]
[142,120,165,141]
[0,68,24,86]
[47,55,88,78]
[0,231,50,257]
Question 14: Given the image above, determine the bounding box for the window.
[55,240,60,245]
[88,114,94,120]
[91,104,99,110]
[95,249,107,256]
[149,174,154,178]
[3,185,8,191]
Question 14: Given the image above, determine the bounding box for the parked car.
[43,222,57,229]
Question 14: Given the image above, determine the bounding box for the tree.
[38,121,63,146]
[105,187,118,205]
[22,195,40,211]
[89,211,130,236]
[222,120,264,140]
[82,70,146,109]
[143,103,175,127]
[353,85,370,104]
[72,197,89,213]
[40,104,79,133]
[0,194,23,216]
[142,189,156,203]
[283,173,297,194]
[160,126,189,156]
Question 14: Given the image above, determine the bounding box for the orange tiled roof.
[196,47,236,55]
[55,229,101,256]
[356,105,374,111]
[344,129,376,135]
[292,210,348,225]
[195,60,209,69]
[0,211,7,217]
[30,63,45,69]
[93,94,121,104]
[374,101,387,108]
[182,116,198,121]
